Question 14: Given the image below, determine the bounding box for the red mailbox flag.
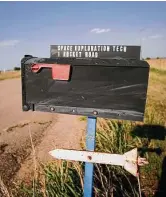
[31,63,71,81]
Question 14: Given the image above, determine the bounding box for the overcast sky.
[0,1,166,70]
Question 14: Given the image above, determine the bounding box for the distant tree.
[146,57,151,60]
[14,67,21,71]
[157,57,160,59]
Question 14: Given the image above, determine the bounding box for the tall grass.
[93,118,140,197]
[15,161,83,197]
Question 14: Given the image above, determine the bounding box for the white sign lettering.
[56,45,127,58]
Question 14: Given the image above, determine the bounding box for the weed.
[15,161,83,197]
[79,116,87,122]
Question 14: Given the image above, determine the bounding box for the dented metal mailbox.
[21,45,149,121]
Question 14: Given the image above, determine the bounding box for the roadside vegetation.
[0,71,21,81]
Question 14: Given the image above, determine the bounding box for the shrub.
[14,67,21,71]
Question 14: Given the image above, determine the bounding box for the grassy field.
[9,64,166,197]
[0,71,21,81]
[146,59,166,71]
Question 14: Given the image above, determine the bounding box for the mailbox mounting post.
[84,117,97,197]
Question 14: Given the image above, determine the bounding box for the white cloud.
[142,37,146,41]
[149,34,163,39]
[0,40,20,47]
[90,28,111,34]
[141,34,163,42]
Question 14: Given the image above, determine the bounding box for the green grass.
[79,116,87,122]
[13,68,166,197]
[14,161,83,197]
[150,67,166,76]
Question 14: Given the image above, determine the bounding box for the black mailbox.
[21,45,149,122]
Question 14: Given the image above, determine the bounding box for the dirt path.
[16,114,86,181]
[0,78,86,187]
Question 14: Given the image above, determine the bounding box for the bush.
[14,67,21,71]
[146,57,151,60]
